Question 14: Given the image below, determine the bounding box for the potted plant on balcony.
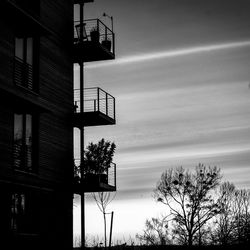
[82,138,116,185]
[101,37,111,51]
[90,26,100,43]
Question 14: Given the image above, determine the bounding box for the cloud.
[81,40,250,69]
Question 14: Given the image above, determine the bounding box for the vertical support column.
[79,2,85,249]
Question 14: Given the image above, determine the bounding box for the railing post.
[106,92,108,115]
[97,19,100,36]
[107,167,109,184]
[97,88,100,112]
[105,26,107,41]
[113,97,116,121]
[112,31,115,54]
[114,164,116,188]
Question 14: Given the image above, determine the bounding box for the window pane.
[26,114,32,169]
[10,193,26,232]
[14,114,23,168]
[13,114,35,171]
[26,37,33,65]
[15,38,24,60]
[20,194,26,213]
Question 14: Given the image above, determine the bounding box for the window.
[15,37,33,64]
[14,37,35,90]
[10,192,39,234]
[13,113,36,172]
[10,193,26,232]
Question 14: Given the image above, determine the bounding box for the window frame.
[14,35,39,92]
[13,112,38,173]
[10,193,26,232]
[10,192,40,234]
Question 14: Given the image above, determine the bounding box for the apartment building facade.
[0,0,116,249]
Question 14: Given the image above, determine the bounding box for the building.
[0,0,116,249]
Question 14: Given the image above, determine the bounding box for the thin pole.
[109,211,114,248]
[79,2,85,249]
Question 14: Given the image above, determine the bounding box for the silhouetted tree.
[212,183,250,245]
[233,189,250,244]
[211,182,236,245]
[136,215,172,245]
[74,138,116,182]
[154,164,222,246]
[84,138,116,174]
[92,192,116,248]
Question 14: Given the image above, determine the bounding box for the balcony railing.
[73,87,116,127]
[74,159,116,193]
[73,19,115,62]
[14,57,34,91]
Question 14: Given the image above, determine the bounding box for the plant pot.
[100,173,108,184]
[84,173,98,182]
[90,30,100,42]
[84,173,108,184]
[101,40,111,51]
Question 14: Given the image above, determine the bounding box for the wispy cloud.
[82,40,250,69]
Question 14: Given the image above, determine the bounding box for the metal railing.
[14,57,33,91]
[74,18,115,54]
[74,159,116,188]
[74,87,115,121]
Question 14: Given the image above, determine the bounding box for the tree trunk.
[103,212,107,248]
[188,232,193,246]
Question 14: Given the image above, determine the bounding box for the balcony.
[73,159,116,193]
[73,19,115,63]
[73,87,116,127]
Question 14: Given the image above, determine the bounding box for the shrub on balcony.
[74,138,116,184]
[84,138,116,174]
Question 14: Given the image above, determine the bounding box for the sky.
[73,0,250,244]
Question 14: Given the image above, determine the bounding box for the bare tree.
[136,215,172,245]
[212,183,250,245]
[212,182,237,245]
[233,189,250,244]
[92,192,116,248]
[154,164,222,246]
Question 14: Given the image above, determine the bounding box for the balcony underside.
[73,111,116,127]
[73,41,115,63]
[74,0,94,3]
[74,181,116,194]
